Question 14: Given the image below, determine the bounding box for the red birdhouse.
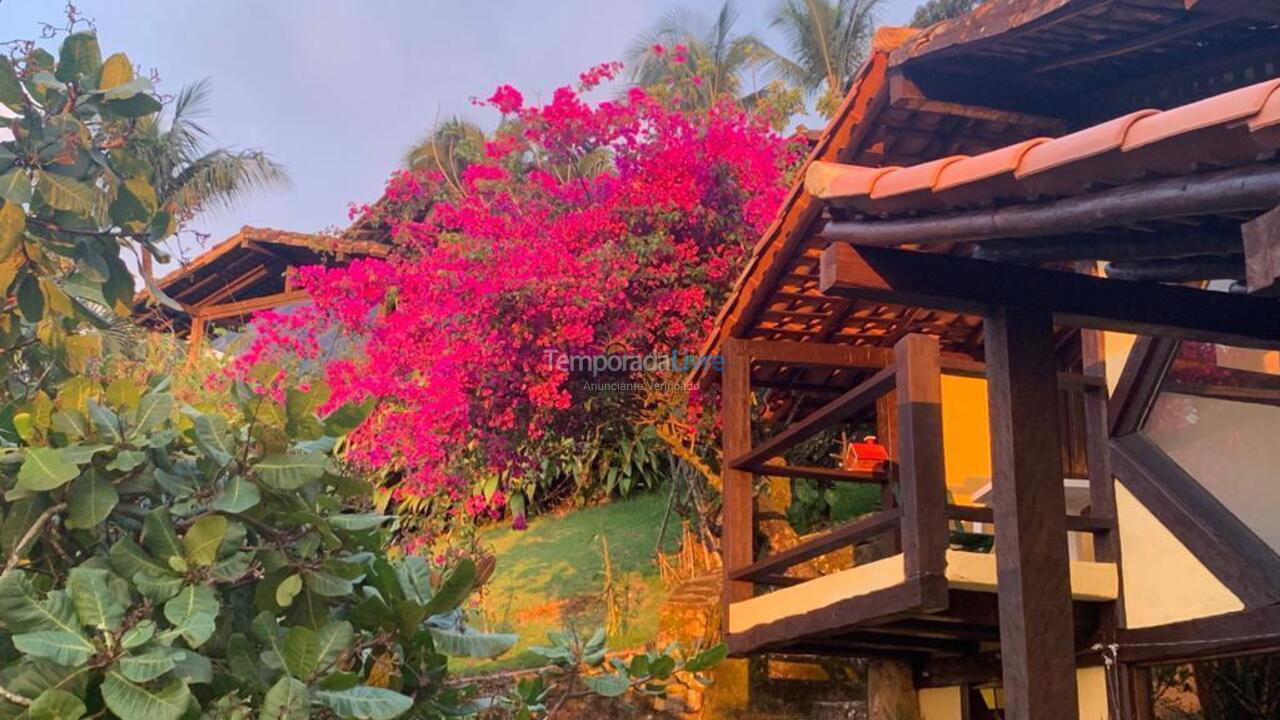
[842,435,890,472]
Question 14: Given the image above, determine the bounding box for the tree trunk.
[868,659,920,720]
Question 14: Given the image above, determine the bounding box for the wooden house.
[701,1,1280,718]
[132,225,387,358]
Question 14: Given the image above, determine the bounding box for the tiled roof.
[807,78,1280,217]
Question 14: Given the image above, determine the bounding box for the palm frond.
[166,149,291,219]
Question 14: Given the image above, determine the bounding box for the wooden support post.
[868,659,921,720]
[721,339,754,632]
[186,315,206,365]
[876,392,901,555]
[1242,205,1280,296]
[984,306,1079,720]
[894,334,947,591]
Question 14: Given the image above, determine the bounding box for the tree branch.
[3,502,66,574]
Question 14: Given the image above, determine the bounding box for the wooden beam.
[972,232,1244,263]
[721,339,755,622]
[1115,603,1280,665]
[1243,205,1280,296]
[728,364,896,471]
[820,164,1280,247]
[1108,336,1178,436]
[1111,434,1280,606]
[191,265,271,309]
[726,577,932,655]
[895,334,949,591]
[1105,255,1244,283]
[729,509,902,583]
[1185,0,1280,24]
[944,504,1112,533]
[819,242,1280,349]
[1028,14,1232,75]
[984,305,1080,720]
[186,315,206,365]
[195,290,310,321]
[745,462,888,484]
[738,339,893,368]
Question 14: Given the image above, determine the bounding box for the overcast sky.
[0,0,920,263]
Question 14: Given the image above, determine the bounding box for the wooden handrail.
[728,364,897,471]
[945,504,1114,534]
[730,508,902,583]
[742,462,889,484]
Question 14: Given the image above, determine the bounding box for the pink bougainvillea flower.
[237,63,805,537]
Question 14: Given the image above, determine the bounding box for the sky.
[0,0,921,266]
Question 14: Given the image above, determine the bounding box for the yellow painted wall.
[918,686,962,720]
[1077,667,1109,720]
[940,375,992,503]
[918,669,1109,720]
[1115,481,1243,627]
[1102,331,1138,393]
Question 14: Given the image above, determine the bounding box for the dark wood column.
[721,338,754,630]
[895,334,947,589]
[984,306,1080,720]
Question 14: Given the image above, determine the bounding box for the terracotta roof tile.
[807,78,1280,217]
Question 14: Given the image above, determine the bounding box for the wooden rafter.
[819,242,1280,349]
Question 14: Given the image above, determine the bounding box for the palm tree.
[625,1,767,109]
[139,79,291,227]
[758,0,884,117]
[403,117,488,194]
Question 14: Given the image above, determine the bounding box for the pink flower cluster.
[237,63,805,528]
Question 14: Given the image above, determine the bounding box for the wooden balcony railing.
[720,332,1117,610]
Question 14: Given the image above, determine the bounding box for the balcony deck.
[727,550,1117,657]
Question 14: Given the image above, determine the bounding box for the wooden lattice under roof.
[701,0,1280,395]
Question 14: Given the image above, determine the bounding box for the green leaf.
[17,274,43,322]
[313,687,414,720]
[323,398,376,436]
[12,630,94,667]
[211,552,253,583]
[115,648,176,683]
[107,449,147,472]
[0,497,46,558]
[67,567,125,630]
[28,687,86,720]
[104,92,162,118]
[192,413,232,466]
[100,673,191,720]
[55,32,101,83]
[0,57,23,108]
[314,621,354,674]
[163,584,218,648]
[130,392,172,437]
[108,536,169,580]
[133,572,183,603]
[121,620,155,649]
[582,673,630,698]
[303,570,352,598]
[421,558,475,617]
[97,52,132,91]
[65,474,117,529]
[261,676,309,720]
[327,513,390,531]
[36,172,96,216]
[168,648,212,685]
[211,476,260,514]
[427,627,519,659]
[683,643,728,673]
[0,167,31,206]
[276,573,303,608]
[108,176,156,230]
[87,401,124,444]
[395,556,433,605]
[254,452,328,490]
[0,572,80,634]
[104,377,140,410]
[282,625,318,679]
[17,448,79,490]
[182,514,226,567]
[0,200,24,261]
[141,509,183,561]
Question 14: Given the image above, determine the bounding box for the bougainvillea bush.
[240,61,805,537]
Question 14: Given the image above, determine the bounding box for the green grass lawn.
[456,491,681,675]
